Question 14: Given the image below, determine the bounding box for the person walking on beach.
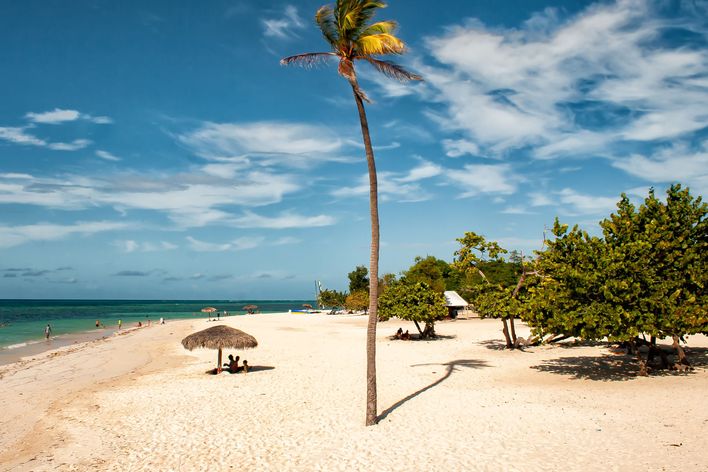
[44,323,52,339]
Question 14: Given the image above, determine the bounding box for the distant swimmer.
[95,320,101,328]
[44,323,52,339]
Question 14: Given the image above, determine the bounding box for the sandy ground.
[0,314,707,472]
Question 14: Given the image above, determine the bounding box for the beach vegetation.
[348,265,370,293]
[281,0,421,426]
[319,289,347,308]
[346,290,370,313]
[453,232,536,348]
[527,184,707,374]
[378,281,448,339]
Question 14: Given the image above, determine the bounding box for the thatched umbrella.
[242,304,258,314]
[181,325,258,373]
[302,303,313,309]
[201,307,217,313]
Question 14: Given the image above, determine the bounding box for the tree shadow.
[531,346,708,381]
[378,358,489,422]
[480,339,510,351]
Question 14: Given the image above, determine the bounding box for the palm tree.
[281,1,421,426]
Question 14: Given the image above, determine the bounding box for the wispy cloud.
[96,150,121,161]
[261,5,304,39]
[231,211,336,229]
[332,159,443,202]
[446,164,524,197]
[0,171,302,228]
[115,240,178,253]
[421,0,708,159]
[0,221,131,248]
[611,141,708,195]
[186,235,263,252]
[25,108,112,125]
[178,120,350,169]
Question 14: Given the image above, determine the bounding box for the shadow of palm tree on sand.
[378,359,489,422]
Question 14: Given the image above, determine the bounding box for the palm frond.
[280,52,336,67]
[316,5,339,47]
[357,33,405,55]
[364,58,423,82]
[360,20,398,37]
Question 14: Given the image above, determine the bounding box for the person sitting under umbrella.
[223,354,240,373]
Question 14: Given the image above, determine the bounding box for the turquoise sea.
[0,299,314,364]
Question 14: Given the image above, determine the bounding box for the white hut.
[444,291,468,318]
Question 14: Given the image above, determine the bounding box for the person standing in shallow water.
[44,323,52,339]
[118,319,122,330]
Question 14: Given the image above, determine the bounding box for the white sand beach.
[1,314,707,471]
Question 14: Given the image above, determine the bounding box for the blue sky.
[1,0,707,299]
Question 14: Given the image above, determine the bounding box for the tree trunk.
[501,318,513,348]
[509,317,517,344]
[413,320,425,337]
[351,79,380,427]
[672,336,691,370]
[631,340,648,376]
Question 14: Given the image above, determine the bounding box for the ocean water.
[0,299,314,362]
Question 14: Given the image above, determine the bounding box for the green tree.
[527,185,707,374]
[401,256,448,292]
[346,290,370,312]
[378,282,448,338]
[319,289,347,308]
[453,232,533,348]
[348,265,370,293]
[282,0,421,425]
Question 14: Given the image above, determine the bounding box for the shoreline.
[1,314,707,471]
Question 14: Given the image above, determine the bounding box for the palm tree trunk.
[350,79,380,427]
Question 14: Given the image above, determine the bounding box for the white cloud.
[178,121,345,168]
[24,108,112,125]
[231,211,336,229]
[0,126,91,151]
[25,108,80,124]
[611,142,708,195]
[556,188,619,215]
[421,0,708,158]
[0,126,46,147]
[262,5,304,39]
[446,164,523,197]
[186,235,263,252]
[396,160,443,183]
[331,159,443,202]
[0,221,131,248]
[96,150,121,161]
[442,138,480,158]
[0,170,302,227]
[47,139,91,151]
[116,240,178,253]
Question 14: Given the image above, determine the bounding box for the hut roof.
[181,325,258,351]
[444,291,468,307]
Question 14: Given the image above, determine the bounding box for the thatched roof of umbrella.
[242,304,258,311]
[182,325,258,373]
[182,325,258,351]
[302,303,313,309]
[201,307,217,313]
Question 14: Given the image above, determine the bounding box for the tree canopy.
[378,282,448,338]
[526,184,707,373]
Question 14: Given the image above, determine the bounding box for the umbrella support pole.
[217,348,222,373]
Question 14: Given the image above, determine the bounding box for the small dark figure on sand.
[242,360,249,374]
[224,354,240,373]
[401,330,411,341]
[394,328,403,339]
